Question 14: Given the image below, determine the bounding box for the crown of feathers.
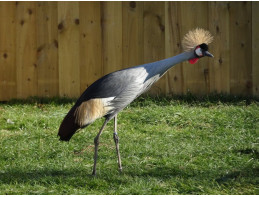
[182,28,213,51]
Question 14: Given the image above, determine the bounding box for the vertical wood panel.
[36,2,58,97]
[79,2,102,93]
[229,2,252,96]
[16,2,37,98]
[58,2,80,97]
[165,2,184,95]
[208,2,230,94]
[102,2,122,75]
[180,2,210,95]
[144,1,165,95]
[252,2,259,97]
[0,2,16,101]
[122,1,144,68]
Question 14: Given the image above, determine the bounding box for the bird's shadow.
[0,165,200,186]
[0,164,257,194]
[0,168,91,188]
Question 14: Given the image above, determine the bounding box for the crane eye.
[199,43,208,50]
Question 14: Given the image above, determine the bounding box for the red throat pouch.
[188,58,199,64]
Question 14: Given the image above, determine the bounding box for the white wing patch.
[102,97,115,112]
[133,67,149,84]
[102,97,115,106]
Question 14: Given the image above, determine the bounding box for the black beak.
[204,51,214,58]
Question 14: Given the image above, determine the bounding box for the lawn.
[0,95,258,194]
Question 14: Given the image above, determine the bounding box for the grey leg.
[92,119,108,176]
[113,115,122,172]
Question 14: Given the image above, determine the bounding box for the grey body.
[76,51,194,122]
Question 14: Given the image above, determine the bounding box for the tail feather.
[58,106,80,141]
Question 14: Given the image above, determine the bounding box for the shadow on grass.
[125,164,258,186]
[0,168,91,188]
[0,162,258,192]
[236,148,259,160]
[215,166,259,185]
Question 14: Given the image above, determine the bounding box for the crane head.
[182,28,214,64]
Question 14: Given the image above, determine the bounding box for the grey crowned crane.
[58,28,214,175]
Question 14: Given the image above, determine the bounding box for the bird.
[58,28,214,176]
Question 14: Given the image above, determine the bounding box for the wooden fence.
[0,1,258,101]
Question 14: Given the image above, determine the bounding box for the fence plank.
[58,2,80,97]
[229,2,252,96]
[36,2,58,97]
[208,2,230,94]
[144,1,166,95]
[252,2,259,97]
[16,2,38,98]
[79,2,102,93]
[102,2,122,75]
[0,2,16,101]
[122,1,144,68]
[180,2,210,95]
[165,2,183,95]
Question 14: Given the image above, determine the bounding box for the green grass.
[0,95,258,194]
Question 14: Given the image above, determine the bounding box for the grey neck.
[150,51,194,74]
[140,51,195,78]
[165,51,194,66]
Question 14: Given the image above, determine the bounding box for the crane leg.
[113,115,122,172]
[92,119,108,176]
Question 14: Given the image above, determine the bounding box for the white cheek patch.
[195,47,203,57]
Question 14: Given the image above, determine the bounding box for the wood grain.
[102,2,123,75]
[16,2,38,98]
[122,1,144,69]
[165,2,183,95]
[0,2,257,100]
[36,2,58,97]
[0,2,16,100]
[252,2,259,97]
[58,2,80,97]
[208,2,230,94]
[79,2,102,93]
[229,2,252,96]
